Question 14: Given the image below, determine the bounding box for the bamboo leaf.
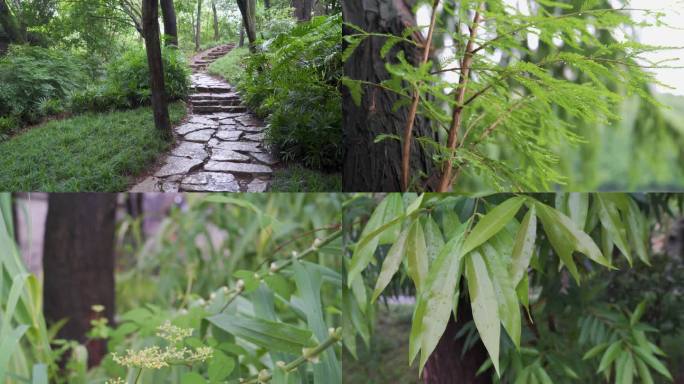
[423,215,444,263]
[626,198,649,265]
[633,346,673,381]
[371,225,410,302]
[597,341,622,373]
[406,219,428,291]
[509,205,536,286]
[635,356,655,384]
[462,196,526,255]
[596,195,632,266]
[466,250,501,376]
[31,364,48,384]
[482,244,521,349]
[568,193,589,231]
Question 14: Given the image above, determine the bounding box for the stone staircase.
[189,44,234,71]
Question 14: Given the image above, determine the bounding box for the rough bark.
[211,0,219,40]
[422,297,491,383]
[238,22,245,47]
[159,0,178,46]
[195,0,202,51]
[43,194,117,368]
[0,0,25,45]
[236,0,256,52]
[142,0,172,139]
[292,0,313,21]
[342,0,437,191]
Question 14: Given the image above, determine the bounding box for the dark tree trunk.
[0,0,25,44]
[195,0,202,51]
[160,0,178,46]
[292,0,313,21]
[211,0,219,40]
[43,194,117,368]
[236,0,256,52]
[342,0,437,192]
[422,297,491,383]
[238,22,245,47]
[264,0,270,9]
[142,0,172,139]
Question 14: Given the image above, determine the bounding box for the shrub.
[105,46,190,107]
[0,45,86,122]
[240,14,342,170]
[207,46,250,85]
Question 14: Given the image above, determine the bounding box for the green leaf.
[535,203,581,283]
[406,193,424,216]
[597,341,622,373]
[481,244,520,349]
[568,193,589,231]
[535,365,553,384]
[462,196,526,255]
[181,372,206,384]
[31,364,48,384]
[509,205,536,286]
[341,76,363,106]
[423,215,444,263]
[348,195,404,286]
[409,223,467,372]
[466,250,501,376]
[582,342,609,360]
[626,198,649,265]
[633,346,673,381]
[630,301,647,326]
[406,219,428,291]
[635,356,655,384]
[208,350,235,382]
[371,225,409,302]
[596,194,632,265]
[206,314,315,355]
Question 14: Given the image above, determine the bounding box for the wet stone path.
[132,45,276,192]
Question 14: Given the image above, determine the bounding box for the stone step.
[190,99,242,107]
[193,105,248,114]
[191,85,233,93]
[190,92,239,100]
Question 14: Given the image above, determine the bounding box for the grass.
[343,304,420,384]
[207,46,250,85]
[270,164,341,192]
[0,102,187,192]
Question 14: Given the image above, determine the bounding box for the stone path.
[132,44,276,192]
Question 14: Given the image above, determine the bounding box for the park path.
[132,44,276,193]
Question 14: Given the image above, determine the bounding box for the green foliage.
[207,46,250,85]
[270,165,342,192]
[0,102,187,192]
[344,193,676,382]
[0,45,86,129]
[240,14,342,170]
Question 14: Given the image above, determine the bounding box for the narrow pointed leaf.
[462,196,526,255]
[597,341,622,373]
[633,346,673,381]
[423,215,444,263]
[626,198,649,265]
[406,219,428,291]
[371,225,410,302]
[635,356,655,384]
[597,195,632,265]
[568,193,589,231]
[510,206,536,286]
[482,244,521,349]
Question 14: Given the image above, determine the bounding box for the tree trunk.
[43,194,117,368]
[142,0,172,139]
[211,0,219,41]
[292,0,313,22]
[238,22,245,47]
[236,0,257,52]
[264,0,270,9]
[160,0,178,47]
[195,0,202,51]
[422,297,491,383]
[0,0,25,45]
[341,0,437,192]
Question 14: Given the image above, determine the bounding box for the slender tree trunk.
[422,297,490,383]
[0,0,25,45]
[195,0,202,51]
[264,0,270,8]
[211,0,219,41]
[341,0,437,191]
[238,21,245,47]
[292,0,313,22]
[160,0,178,47]
[43,194,117,368]
[142,0,172,139]
[236,0,257,52]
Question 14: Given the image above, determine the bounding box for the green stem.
[133,368,142,384]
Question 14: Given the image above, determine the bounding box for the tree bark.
[264,0,270,9]
[195,0,202,51]
[292,0,313,21]
[341,0,437,191]
[159,0,178,46]
[422,296,491,383]
[211,0,219,41]
[142,0,172,139]
[0,0,25,45]
[43,194,117,368]
[236,0,256,52]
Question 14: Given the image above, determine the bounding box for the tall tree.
[0,0,26,45]
[211,0,219,41]
[195,0,202,51]
[341,0,436,191]
[238,21,245,47]
[43,194,117,367]
[292,0,313,21]
[142,0,171,138]
[236,0,256,52]
[159,0,178,46]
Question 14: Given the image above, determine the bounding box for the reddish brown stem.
[401,0,440,191]
[437,4,484,192]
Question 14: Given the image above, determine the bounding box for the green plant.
[207,46,250,85]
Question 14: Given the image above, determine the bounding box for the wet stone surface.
[131,45,277,192]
